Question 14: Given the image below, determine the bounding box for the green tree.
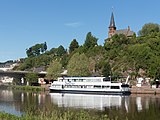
[67,53,90,76]
[25,73,38,85]
[46,60,62,80]
[69,39,79,53]
[138,23,160,36]
[26,48,33,57]
[43,42,47,52]
[41,42,47,53]
[56,45,67,56]
[84,32,98,50]
[102,61,111,77]
[26,42,47,57]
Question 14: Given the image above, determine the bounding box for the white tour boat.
[49,76,131,95]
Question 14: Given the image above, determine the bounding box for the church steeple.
[109,12,116,29]
[108,12,116,38]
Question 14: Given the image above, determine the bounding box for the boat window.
[111,86,120,89]
[103,77,111,81]
[94,85,101,88]
[121,84,129,87]
[102,86,110,88]
[86,85,93,88]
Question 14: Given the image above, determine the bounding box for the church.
[108,12,134,38]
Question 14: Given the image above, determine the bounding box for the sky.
[0,0,159,62]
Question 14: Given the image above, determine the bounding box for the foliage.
[11,85,45,91]
[86,46,105,76]
[46,60,62,80]
[0,109,113,120]
[138,23,160,36]
[47,45,67,56]
[69,39,79,53]
[104,29,160,78]
[67,53,90,76]
[26,42,47,57]
[16,22,160,79]
[56,45,67,56]
[83,32,98,50]
[102,61,111,77]
[25,73,38,85]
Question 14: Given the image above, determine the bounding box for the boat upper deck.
[58,77,105,82]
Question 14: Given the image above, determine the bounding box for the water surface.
[0,89,160,120]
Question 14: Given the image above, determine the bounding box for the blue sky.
[0,0,159,62]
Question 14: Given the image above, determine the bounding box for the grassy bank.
[11,85,45,92]
[0,110,118,120]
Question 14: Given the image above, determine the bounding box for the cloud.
[65,22,82,28]
[0,51,14,55]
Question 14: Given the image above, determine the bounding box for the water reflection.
[0,90,22,116]
[50,93,130,111]
[0,89,160,119]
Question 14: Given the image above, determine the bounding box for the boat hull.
[49,89,131,95]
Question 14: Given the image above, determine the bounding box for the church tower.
[108,12,116,38]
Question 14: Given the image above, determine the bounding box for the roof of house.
[115,28,134,37]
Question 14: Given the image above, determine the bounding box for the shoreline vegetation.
[11,85,45,91]
[0,110,116,120]
[0,85,45,92]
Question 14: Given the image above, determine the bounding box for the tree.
[138,23,160,36]
[102,61,111,77]
[43,42,47,52]
[147,56,160,79]
[56,45,67,56]
[46,60,62,80]
[83,32,98,50]
[41,42,47,53]
[25,73,38,85]
[26,42,48,57]
[69,39,79,53]
[67,53,90,76]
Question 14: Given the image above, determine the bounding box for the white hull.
[50,77,131,95]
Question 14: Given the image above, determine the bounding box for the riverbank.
[11,85,45,91]
[0,110,113,120]
[2,84,160,94]
[0,84,45,92]
[131,86,160,94]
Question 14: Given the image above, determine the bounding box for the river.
[0,89,160,120]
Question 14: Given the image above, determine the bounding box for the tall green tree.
[69,39,79,53]
[56,45,67,56]
[43,42,47,52]
[84,32,98,50]
[67,53,90,76]
[138,23,160,36]
[46,60,62,80]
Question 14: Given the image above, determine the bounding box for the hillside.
[16,23,160,81]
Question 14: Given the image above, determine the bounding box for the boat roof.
[58,76,105,79]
